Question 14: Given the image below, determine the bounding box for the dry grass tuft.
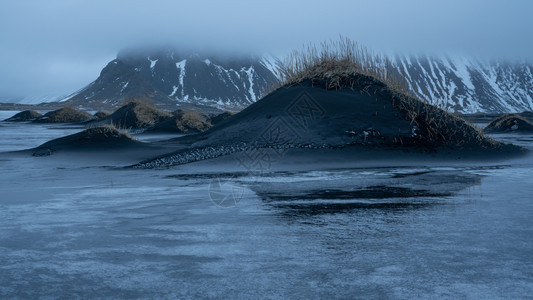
[172,109,211,133]
[279,36,409,93]
[86,121,135,140]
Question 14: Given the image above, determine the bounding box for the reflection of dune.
[246,168,482,215]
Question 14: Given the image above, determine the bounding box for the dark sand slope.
[3,110,42,122]
[484,114,533,133]
[33,107,92,123]
[136,76,524,168]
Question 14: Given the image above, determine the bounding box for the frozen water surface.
[0,111,84,153]
[1,110,532,298]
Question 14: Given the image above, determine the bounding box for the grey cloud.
[1,0,532,98]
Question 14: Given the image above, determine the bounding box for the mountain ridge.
[59,48,282,112]
[4,48,533,114]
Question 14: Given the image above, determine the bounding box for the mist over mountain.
[2,0,533,101]
[60,47,281,111]
[4,45,532,114]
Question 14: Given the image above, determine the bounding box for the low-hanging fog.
[1,0,533,98]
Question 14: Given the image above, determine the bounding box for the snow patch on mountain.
[261,56,283,78]
[148,57,158,69]
[121,81,129,93]
[244,67,256,102]
[394,55,533,113]
[175,59,187,98]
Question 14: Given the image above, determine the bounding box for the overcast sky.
[1,0,533,98]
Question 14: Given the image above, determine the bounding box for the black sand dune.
[33,107,92,123]
[145,109,211,133]
[484,114,533,133]
[97,100,171,129]
[28,41,526,167]
[31,126,143,156]
[136,75,523,168]
[4,110,42,122]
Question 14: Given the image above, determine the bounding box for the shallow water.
[1,112,533,298]
[0,111,84,152]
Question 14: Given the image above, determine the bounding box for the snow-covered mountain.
[61,48,282,111]
[29,47,533,114]
[393,56,533,113]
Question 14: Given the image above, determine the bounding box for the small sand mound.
[32,125,140,156]
[93,111,109,120]
[34,107,92,123]
[4,110,42,122]
[209,111,234,126]
[484,114,533,133]
[146,109,211,133]
[101,100,171,129]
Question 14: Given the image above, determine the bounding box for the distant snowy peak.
[0,94,66,105]
[63,48,282,110]
[393,56,533,113]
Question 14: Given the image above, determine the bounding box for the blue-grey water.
[1,111,532,299]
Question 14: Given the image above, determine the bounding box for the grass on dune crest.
[105,97,172,129]
[85,122,136,140]
[280,37,408,93]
